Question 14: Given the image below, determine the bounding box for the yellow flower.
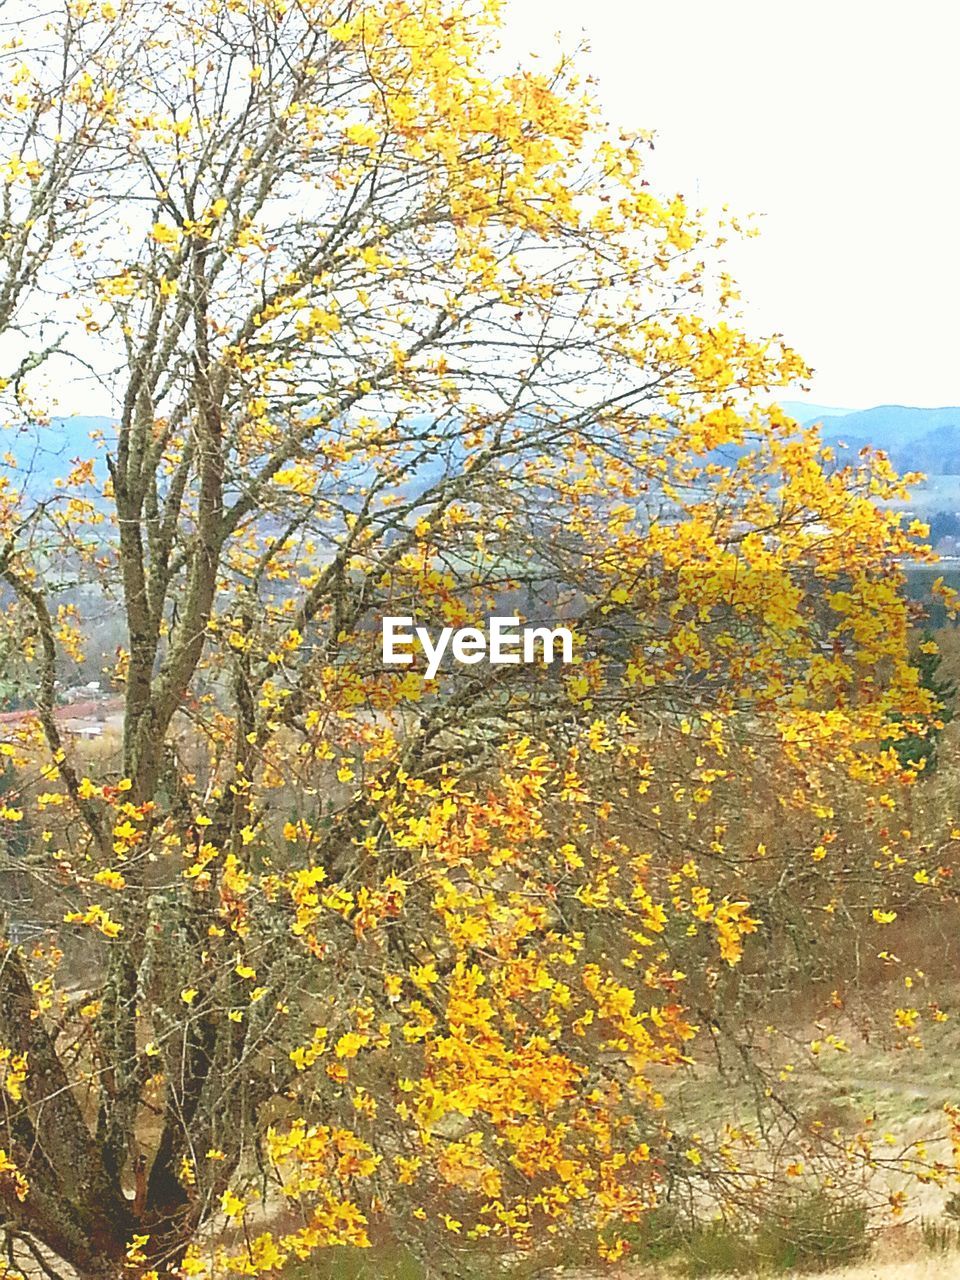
[93,868,126,891]
[151,222,180,246]
[335,1031,366,1059]
[345,122,378,148]
[220,1189,244,1220]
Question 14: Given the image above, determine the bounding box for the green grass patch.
[682,1192,869,1276]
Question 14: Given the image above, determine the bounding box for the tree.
[885,632,956,774]
[0,0,938,1276]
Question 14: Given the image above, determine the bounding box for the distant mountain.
[780,404,960,476]
[0,416,114,495]
[9,408,960,500]
[778,401,854,426]
[809,404,960,446]
[0,414,459,506]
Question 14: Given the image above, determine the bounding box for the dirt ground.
[819,1259,960,1280]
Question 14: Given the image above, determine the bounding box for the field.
[891,475,960,517]
[272,1018,960,1279]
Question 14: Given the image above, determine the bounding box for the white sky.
[504,0,960,410]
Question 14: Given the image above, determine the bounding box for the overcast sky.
[505,0,960,410]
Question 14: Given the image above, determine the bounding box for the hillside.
[785,404,960,476]
[0,415,113,495]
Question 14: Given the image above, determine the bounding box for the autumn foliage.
[0,0,949,1276]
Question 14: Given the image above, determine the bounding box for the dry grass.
[598,1240,960,1280]
[816,1260,960,1280]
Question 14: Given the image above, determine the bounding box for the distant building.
[64,722,103,740]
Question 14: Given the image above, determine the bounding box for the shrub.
[752,1190,869,1272]
[921,1218,960,1253]
[684,1220,757,1276]
[679,1191,869,1276]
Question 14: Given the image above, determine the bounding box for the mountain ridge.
[8,408,960,485]
[781,403,960,476]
